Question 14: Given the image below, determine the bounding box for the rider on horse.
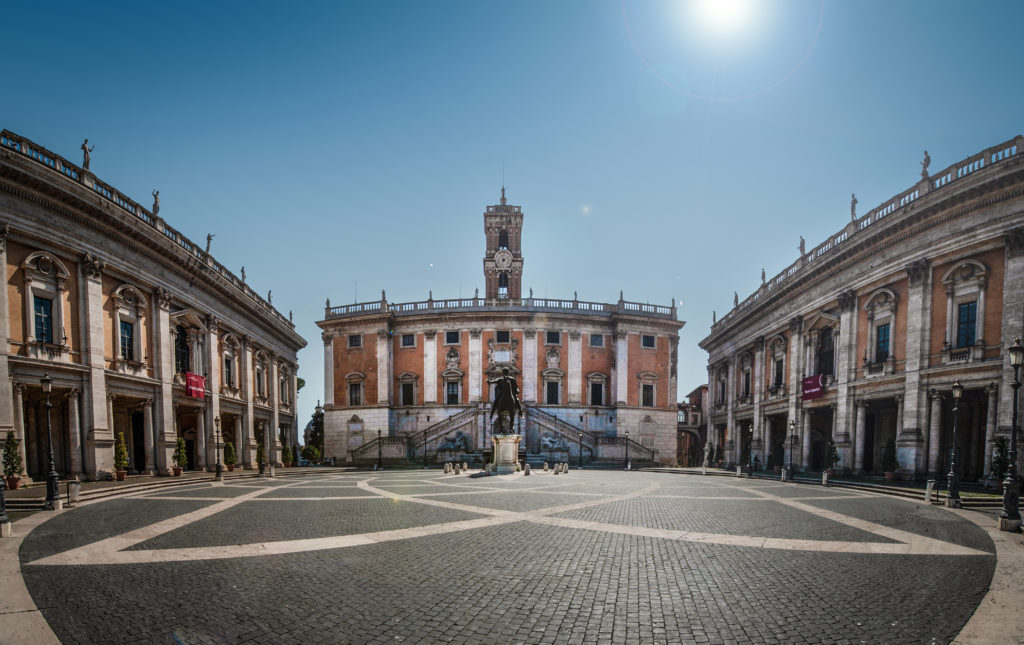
[488,367,523,433]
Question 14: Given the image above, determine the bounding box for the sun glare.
[691,0,755,34]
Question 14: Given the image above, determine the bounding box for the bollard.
[736,466,742,477]
[462,462,468,472]
[543,462,549,472]
[925,479,936,503]
[702,465,707,476]
[822,471,829,487]
[524,463,531,476]
[780,467,788,482]
[553,466,560,476]
[67,480,82,507]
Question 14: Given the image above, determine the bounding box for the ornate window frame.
[397,371,419,407]
[346,371,366,407]
[767,334,788,398]
[864,288,898,377]
[23,251,70,360]
[253,350,269,405]
[278,364,292,409]
[941,258,987,364]
[638,371,659,408]
[112,284,147,373]
[737,352,753,404]
[586,372,608,406]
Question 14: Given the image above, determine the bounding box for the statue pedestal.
[492,434,521,474]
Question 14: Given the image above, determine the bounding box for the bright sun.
[691,0,755,34]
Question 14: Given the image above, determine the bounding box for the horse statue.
[488,367,523,434]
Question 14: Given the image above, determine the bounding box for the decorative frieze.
[81,251,105,279]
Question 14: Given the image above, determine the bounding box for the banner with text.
[802,374,826,400]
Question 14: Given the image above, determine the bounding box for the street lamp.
[578,431,583,470]
[624,430,630,471]
[1000,339,1023,530]
[377,428,383,471]
[787,419,796,480]
[948,379,964,508]
[41,374,59,511]
[214,416,223,481]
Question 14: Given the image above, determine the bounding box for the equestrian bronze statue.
[488,367,523,434]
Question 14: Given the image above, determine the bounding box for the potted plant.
[114,431,129,481]
[3,430,23,490]
[282,445,293,468]
[825,441,841,477]
[223,441,237,472]
[882,439,898,482]
[172,437,188,476]
[990,436,1010,488]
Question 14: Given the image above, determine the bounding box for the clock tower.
[483,187,524,299]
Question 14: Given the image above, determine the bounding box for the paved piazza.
[19,470,994,644]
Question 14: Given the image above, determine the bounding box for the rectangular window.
[875,323,890,363]
[401,333,415,348]
[224,356,233,387]
[349,382,362,406]
[348,334,362,348]
[546,331,560,345]
[742,371,750,397]
[591,382,603,406]
[957,301,977,348]
[446,381,459,405]
[589,334,604,347]
[546,381,559,404]
[119,320,134,362]
[174,325,189,374]
[33,296,53,344]
[641,334,656,348]
[774,359,784,388]
[445,330,460,344]
[402,382,415,406]
[496,330,510,344]
[256,370,264,396]
[642,383,655,407]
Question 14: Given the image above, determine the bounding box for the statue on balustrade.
[799,236,806,256]
[488,367,522,434]
[206,233,215,254]
[81,139,94,170]
[921,150,931,178]
[152,190,160,216]
[850,193,857,221]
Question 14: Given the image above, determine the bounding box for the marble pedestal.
[492,434,521,475]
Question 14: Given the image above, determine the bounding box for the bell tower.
[483,187,524,299]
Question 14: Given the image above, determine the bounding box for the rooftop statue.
[151,190,160,217]
[81,139,94,170]
[850,192,857,221]
[921,150,931,178]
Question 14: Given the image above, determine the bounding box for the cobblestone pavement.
[18,470,995,644]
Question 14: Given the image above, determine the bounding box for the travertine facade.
[317,192,683,465]
[0,130,306,480]
[700,136,1024,481]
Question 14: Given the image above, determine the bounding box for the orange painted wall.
[336,332,377,405]
[392,331,424,404]
[436,330,467,404]
[581,332,613,404]
[627,333,668,407]
[927,246,1005,365]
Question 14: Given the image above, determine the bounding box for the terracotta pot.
[5,476,21,490]
[226,464,235,472]
[115,470,127,481]
[172,466,183,477]
[285,462,292,468]
[884,471,896,482]
[826,468,836,478]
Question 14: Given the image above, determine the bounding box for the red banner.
[186,372,206,399]
[802,374,825,400]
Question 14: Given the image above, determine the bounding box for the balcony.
[863,356,895,378]
[942,343,983,365]
[765,384,787,401]
[736,393,752,407]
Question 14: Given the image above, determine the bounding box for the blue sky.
[5,0,1023,418]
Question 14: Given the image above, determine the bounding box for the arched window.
[498,272,509,298]
[498,230,509,250]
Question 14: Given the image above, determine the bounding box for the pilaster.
[567,330,582,404]
[522,329,537,403]
[67,388,82,478]
[999,228,1024,435]
[155,287,174,474]
[0,225,12,435]
[615,331,628,406]
[468,328,482,402]
[423,330,437,404]
[323,332,335,406]
[82,254,112,477]
[376,330,392,405]
[206,315,221,468]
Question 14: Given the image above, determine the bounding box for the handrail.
[351,435,408,458]
[711,134,1023,333]
[0,129,296,332]
[410,407,480,448]
[527,407,597,449]
[596,435,655,461]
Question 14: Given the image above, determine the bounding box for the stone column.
[66,388,81,479]
[154,288,175,475]
[142,398,154,475]
[195,406,206,470]
[801,410,812,469]
[206,315,221,467]
[854,400,866,473]
[752,338,765,464]
[26,404,37,476]
[12,383,28,482]
[234,416,243,465]
[902,260,930,476]
[106,393,116,441]
[242,335,255,467]
[376,330,392,405]
[270,355,280,465]
[0,228,12,438]
[468,329,482,402]
[835,292,857,467]
[984,384,998,478]
[567,331,582,404]
[787,317,803,456]
[423,330,437,404]
[83,257,112,478]
[323,332,335,406]
[762,416,772,467]
[522,329,537,403]
[615,331,628,406]
[928,391,943,477]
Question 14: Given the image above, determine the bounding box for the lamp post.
[1000,339,1022,530]
[422,427,428,468]
[377,428,383,471]
[578,431,583,470]
[41,374,59,511]
[624,430,630,471]
[787,419,796,480]
[214,416,223,481]
[948,379,964,508]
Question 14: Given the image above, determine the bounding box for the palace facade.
[700,136,1024,481]
[0,130,306,480]
[316,190,683,465]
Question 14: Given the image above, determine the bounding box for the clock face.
[494,250,513,268]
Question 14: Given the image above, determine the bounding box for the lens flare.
[692,0,755,33]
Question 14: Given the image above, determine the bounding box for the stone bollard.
[524,464,531,475]
[737,466,742,477]
[822,471,829,487]
[484,463,492,474]
[462,462,468,472]
[543,462,549,472]
[553,466,560,475]
[445,463,452,474]
[702,465,707,476]
[780,467,788,482]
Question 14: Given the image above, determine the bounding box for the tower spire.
[500,186,507,206]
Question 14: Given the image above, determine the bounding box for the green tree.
[310,402,325,455]
[256,443,265,465]
[282,445,293,464]
[301,444,321,464]
[3,430,23,478]
[223,441,237,466]
[114,432,130,471]
[173,437,189,469]
[296,377,305,392]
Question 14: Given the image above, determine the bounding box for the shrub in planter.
[990,436,1010,485]
[114,432,130,481]
[172,437,188,475]
[282,445,293,467]
[3,430,24,489]
[301,444,321,465]
[881,440,899,481]
[826,441,841,475]
[223,441,237,472]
